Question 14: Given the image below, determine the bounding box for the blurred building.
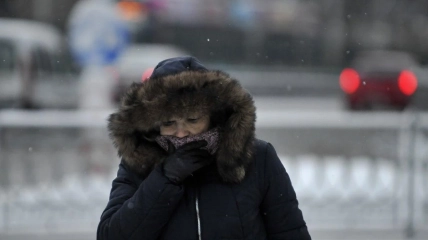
[2,0,428,67]
[0,0,79,30]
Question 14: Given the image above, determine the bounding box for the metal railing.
[0,109,427,238]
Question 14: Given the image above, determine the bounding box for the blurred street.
[1,0,428,239]
[254,96,344,111]
[1,105,428,239]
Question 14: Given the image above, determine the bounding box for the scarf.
[155,128,220,155]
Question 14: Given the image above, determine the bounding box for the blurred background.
[1,0,428,239]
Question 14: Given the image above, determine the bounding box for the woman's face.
[160,115,210,137]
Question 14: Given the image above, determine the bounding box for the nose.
[175,125,189,138]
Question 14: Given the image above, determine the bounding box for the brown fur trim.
[108,70,256,183]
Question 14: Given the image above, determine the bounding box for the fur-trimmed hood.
[108,59,256,183]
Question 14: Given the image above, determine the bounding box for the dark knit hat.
[150,56,208,79]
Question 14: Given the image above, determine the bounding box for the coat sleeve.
[260,143,311,240]
[97,161,184,240]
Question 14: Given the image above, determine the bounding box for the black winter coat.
[99,57,310,239]
[98,140,310,240]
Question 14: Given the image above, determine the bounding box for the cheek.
[160,126,174,136]
[189,121,210,134]
[188,127,202,135]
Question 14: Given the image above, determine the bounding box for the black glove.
[162,140,212,184]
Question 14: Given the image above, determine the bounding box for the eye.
[187,117,200,123]
[162,121,175,127]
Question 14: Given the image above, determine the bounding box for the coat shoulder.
[252,139,268,168]
[252,139,279,162]
[252,139,286,177]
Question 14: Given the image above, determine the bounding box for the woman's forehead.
[162,108,210,120]
[166,113,208,120]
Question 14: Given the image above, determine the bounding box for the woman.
[98,56,311,240]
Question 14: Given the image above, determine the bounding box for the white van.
[0,18,81,109]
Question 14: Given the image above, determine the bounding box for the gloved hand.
[162,140,212,184]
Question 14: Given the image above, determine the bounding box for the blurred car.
[0,18,81,109]
[339,50,419,110]
[111,43,188,104]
